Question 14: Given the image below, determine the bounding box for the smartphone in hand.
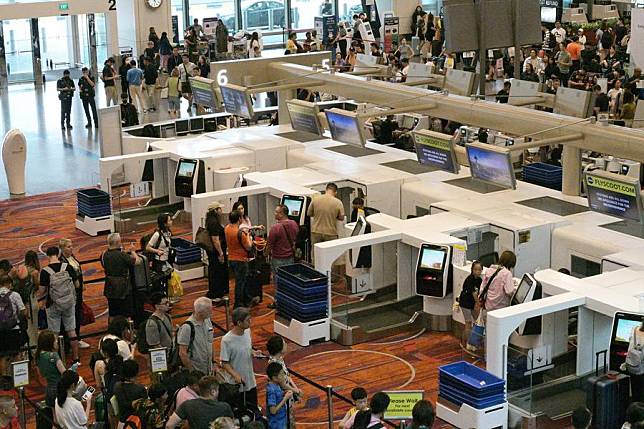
[82,386,95,401]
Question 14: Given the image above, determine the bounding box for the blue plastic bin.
[439,361,505,396]
[523,163,562,190]
[77,188,111,218]
[171,237,202,265]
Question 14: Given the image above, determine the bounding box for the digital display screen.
[220,84,252,119]
[413,130,459,174]
[512,275,534,305]
[351,218,365,237]
[325,109,365,147]
[541,7,557,23]
[467,143,516,189]
[190,117,204,132]
[282,196,304,217]
[160,124,176,138]
[419,247,445,270]
[189,77,219,109]
[175,119,189,133]
[177,160,196,178]
[615,318,642,344]
[287,100,322,135]
[585,172,643,223]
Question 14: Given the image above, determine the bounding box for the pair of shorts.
[168,96,181,111]
[46,305,76,334]
[107,297,134,318]
[0,330,22,356]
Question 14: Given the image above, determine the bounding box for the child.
[267,336,300,428]
[457,261,483,327]
[339,387,368,429]
[266,362,293,429]
[0,395,19,429]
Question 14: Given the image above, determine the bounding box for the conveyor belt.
[325,144,384,157]
[516,196,589,216]
[276,131,328,143]
[380,159,438,175]
[444,177,506,194]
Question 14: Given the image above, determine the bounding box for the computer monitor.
[610,312,644,370]
[541,7,557,23]
[412,129,459,174]
[415,243,451,297]
[510,273,542,335]
[585,170,644,223]
[280,194,307,225]
[419,245,446,270]
[190,117,204,133]
[325,108,366,148]
[175,119,190,134]
[189,76,221,109]
[220,83,254,119]
[401,114,418,130]
[176,159,197,178]
[286,99,322,135]
[466,143,516,189]
[160,123,176,138]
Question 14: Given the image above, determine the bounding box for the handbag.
[468,311,486,348]
[281,223,302,262]
[160,87,169,99]
[81,303,95,326]
[195,226,214,252]
[168,270,183,298]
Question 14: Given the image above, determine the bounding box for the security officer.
[57,70,75,130]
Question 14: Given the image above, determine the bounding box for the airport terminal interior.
[1,0,644,428]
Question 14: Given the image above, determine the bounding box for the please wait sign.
[383,390,424,420]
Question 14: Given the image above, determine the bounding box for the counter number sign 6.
[217,70,228,86]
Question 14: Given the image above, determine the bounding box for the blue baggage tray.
[276,308,327,323]
[77,188,111,203]
[276,264,328,287]
[276,277,328,302]
[439,384,505,409]
[276,293,327,322]
[439,374,505,398]
[171,237,202,264]
[78,202,111,214]
[276,291,327,311]
[523,162,562,178]
[276,285,327,303]
[439,361,505,395]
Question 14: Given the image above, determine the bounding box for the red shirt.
[0,417,20,429]
[268,220,299,259]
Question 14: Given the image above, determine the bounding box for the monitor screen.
[160,123,176,138]
[413,130,459,174]
[401,115,418,130]
[351,217,365,237]
[177,160,197,178]
[220,84,253,119]
[615,318,642,344]
[189,77,220,109]
[512,274,535,305]
[585,171,643,223]
[190,117,204,132]
[419,247,446,270]
[175,119,189,133]
[282,195,304,218]
[541,7,557,23]
[286,100,322,135]
[466,143,516,189]
[325,109,365,147]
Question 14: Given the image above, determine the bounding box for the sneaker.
[78,340,90,349]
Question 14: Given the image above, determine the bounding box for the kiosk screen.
[512,275,534,305]
[610,312,644,370]
[585,171,643,223]
[190,117,204,132]
[466,143,516,189]
[419,246,446,270]
[220,84,253,119]
[282,195,304,217]
[614,317,642,344]
[351,217,365,237]
[325,109,366,147]
[413,130,459,174]
[287,100,322,135]
[189,77,220,109]
[177,160,197,178]
[175,119,189,134]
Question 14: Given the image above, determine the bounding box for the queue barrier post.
[19,387,26,429]
[58,335,66,363]
[223,296,230,331]
[326,385,334,429]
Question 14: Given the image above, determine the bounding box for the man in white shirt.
[551,21,566,44]
[178,54,197,112]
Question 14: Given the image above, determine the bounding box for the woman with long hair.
[146,213,173,274]
[250,32,262,58]
[59,239,90,349]
[55,370,92,429]
[94,338,123,426]
[158,32,172,71]
[36,330,66,408]
[15,250,40,345]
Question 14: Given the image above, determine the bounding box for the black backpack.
[0,292,17,331]
[136,316,169,354]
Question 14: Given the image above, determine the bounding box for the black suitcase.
[586,350,630,429]
[133,253,152,293]
[35,402,53,429]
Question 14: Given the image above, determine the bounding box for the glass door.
[3,19,34,83]
[39,16,72,73]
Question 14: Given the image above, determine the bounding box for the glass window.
[95,13,108,64]
[421,0,441,15]
[171,0,185,41]
[38,16,71,69]
[3,19,33,83]
[290,0,333,30]
[77,14,90,66]
[188,0,235,32]
[241,0,285,33]
[338,0,362,24]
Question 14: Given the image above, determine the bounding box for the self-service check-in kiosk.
[610,312,644,371]
[510,273,542,336]
[175,158,206,197]
[281,194,312,261]
[416,243,452,298]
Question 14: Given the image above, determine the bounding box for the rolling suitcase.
[586,350,630,429]
[133,253,152,293]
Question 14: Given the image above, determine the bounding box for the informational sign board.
[322,15,338,45]
[172,16,179,44]
[203,17,219,36]
[12,360,29,388]
[585,171,643,223]
[130,181,150,198]
[383,390,424,420]
[412,129,459,173]
[383,16,399,54]
[150,348,168,373]
[189,76,221,110]
[220,84,253,119]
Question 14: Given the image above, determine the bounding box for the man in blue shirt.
[126,59,146,114]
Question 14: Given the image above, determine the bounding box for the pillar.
[30,18,43,86]
[278,89,296,125]
[88,14,98,78]
[70,15,81,67]
[0,21,7,90]
[562,145,582,196]
[106,11,120,62]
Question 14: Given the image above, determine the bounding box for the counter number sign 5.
[217,70,229,86]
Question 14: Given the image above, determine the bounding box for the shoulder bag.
[477,267,502,310]
[281,223,302,262]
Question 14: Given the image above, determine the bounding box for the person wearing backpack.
[139,293,174,353]
[177,297,214,375]
[146,214,174,277]
[456,261,483,328]
[102,233,141,322]
[0,275,27,375]
[14,250,40,349]
[626,322,644,401]
[225,210,254,308]
[38,246,80,364]
[59,239,90,350]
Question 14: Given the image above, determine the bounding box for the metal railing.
[21,391,63,429]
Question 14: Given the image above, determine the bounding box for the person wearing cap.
[57,70,75,130]
[577,28,586,46]
[102,57,119,106]
[205,201,228,301]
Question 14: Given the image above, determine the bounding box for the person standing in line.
[57,70,75,130]
[220,307,262,411]
[144,292,174,351]
[205,202,228,302]
[177,297,215,375]
[119,56,131,102]
[55,370,93,429]
[225,210,253,308]
[102,58,119,106]
[59,239,90,349]
[167,47,183,74]
[0,275,27,376]
[550,21,566,45]
[166,376,234,429]
[306,183,345,253]
[158,32,173,72]
[142,57,159,113]
[268,204,299,309]
[250,33,262,58]
[127,59,147,114]
[166,67,181,119]
[101,233,140,322]
[78,67,99,129]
